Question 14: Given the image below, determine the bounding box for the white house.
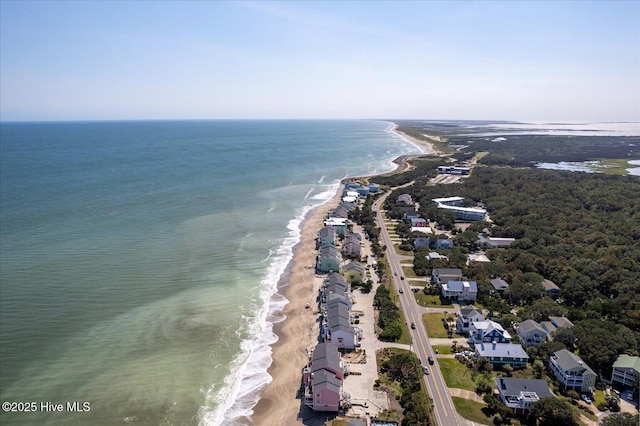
[456,305,485,334]
[549,349,596,394]
[441,280,478,302]
[611,354,640,389]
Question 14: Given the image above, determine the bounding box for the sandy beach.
[252,125,438,425]
[391,125,442,156]
[251,187,344,425]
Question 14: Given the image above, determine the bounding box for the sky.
[1,0,639,122]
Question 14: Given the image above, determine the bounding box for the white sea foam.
[200,181,341,426]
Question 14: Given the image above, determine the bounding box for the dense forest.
[448,134,639,166]
[380,167,640,323]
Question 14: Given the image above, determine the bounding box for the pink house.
[310,370,341,411]
[303,342,344,412]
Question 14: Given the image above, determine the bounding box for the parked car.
[454,353,464,359]
[581,394,592,404]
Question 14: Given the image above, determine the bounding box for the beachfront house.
[309,369,342,412]
[325,272,349,291]
[317,246,342,273]
[475,342,529,368]
[517,320,548,347]
[549,349,596,393]
[328,206,349,219]
[495,377,554,414]
[303,341,344,384]
[469,319,511,345]
[303,342,344,412]
[324,217,349,235]
[611,354,640,389]
[456,305,485,334]
[317,226,337,249]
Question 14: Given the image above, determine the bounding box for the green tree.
[530,397,578,426]
[600,413,639,426]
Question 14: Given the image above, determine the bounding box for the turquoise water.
[0,120,419,425]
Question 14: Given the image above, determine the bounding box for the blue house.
[475,342,529,368]
[414,237,430,249]
[435,239,453,250]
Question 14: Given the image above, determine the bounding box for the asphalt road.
[373,186,463,426]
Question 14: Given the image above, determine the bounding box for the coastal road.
[373,187,463,426]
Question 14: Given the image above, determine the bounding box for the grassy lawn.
[432,344,453,355]
[394,246,413,256]
[594,389,606,406]
[451,397,491,425]
[452,397,527,426]
[401,266,418,278]
[422,312,462,338]
[397,308,412,345]
[439,359,476,391]
[423,313,448,337]
[414,292,447,307]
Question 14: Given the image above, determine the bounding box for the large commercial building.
[432,197,487,222]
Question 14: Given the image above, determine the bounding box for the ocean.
[0,120,420,425]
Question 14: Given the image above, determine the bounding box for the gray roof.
[312,342,342,374]
[542,279,560,291]
[495,377,553,398]
[433,268,463,276]
[342,261,364,273]
[318,227,336,238]
[313,369,341,392]
[327,303,350,322]
[490,278,509,291]
[328,313,354,334]
[327,273,348,288]
[518,319,547,335]
[445,280,478,292]
[326,292,351,306]
[551,349,594,375]
[476,343,529,359]
[460,305,482,317]
[549,316,574,328]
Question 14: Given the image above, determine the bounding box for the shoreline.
[251,123,439,425]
